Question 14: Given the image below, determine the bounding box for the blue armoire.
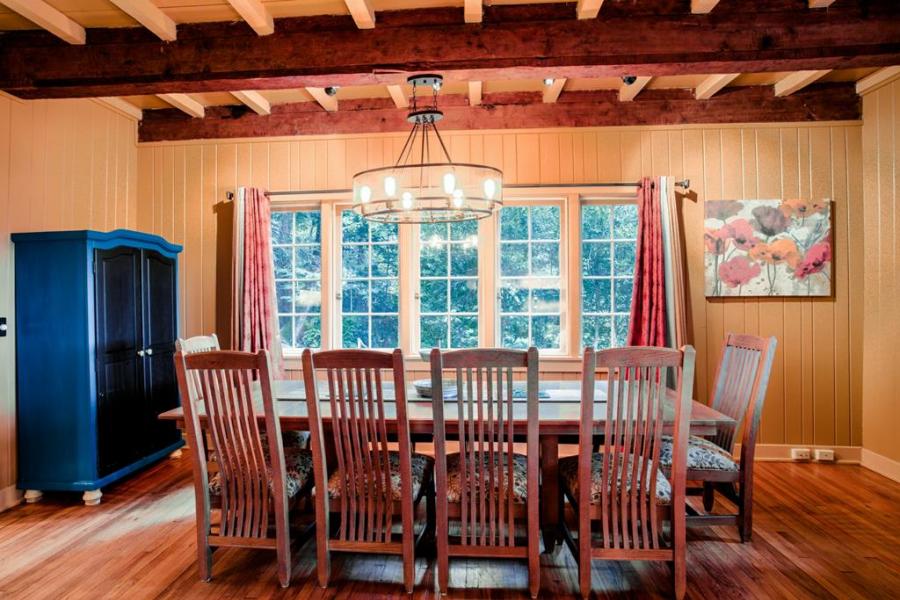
[12,230,184,505]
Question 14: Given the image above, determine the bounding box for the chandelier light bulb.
[384,175,398,198]
[451,189,465,208]
[359,185,372,204]
[483,178,497,200]
[442,172,457,195]
[401,191,414,209]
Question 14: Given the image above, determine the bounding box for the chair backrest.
[580,346,695,551]
[430,347,539,547]
[176,333,221,354]
[301,348,411,544]
[173,349,289,541]
[709,333,777,455]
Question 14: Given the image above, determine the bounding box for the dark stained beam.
[138,83,860,142]
[0,2,898,99]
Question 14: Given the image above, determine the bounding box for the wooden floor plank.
[0,459,898,599]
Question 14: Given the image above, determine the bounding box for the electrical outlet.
[790,448,812,461]
[814,448,836,462]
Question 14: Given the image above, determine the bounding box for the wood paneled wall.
[136,122,864,449]
[0,96,138,509]
[861,78,900,466]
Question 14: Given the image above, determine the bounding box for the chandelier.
[351,74,503,224]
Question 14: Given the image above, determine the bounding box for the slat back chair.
[685,333,776,541]
[176,334,222,461]
[561,346,695,600]
[173,349,295,587]
[430,347,541,599]
[301,348,434,594]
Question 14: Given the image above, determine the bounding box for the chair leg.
[197,541,212,582]
[739,482,753,542]
[578,518,591,599]
[528,513,541,599]
[702,481,716,513]
[426,483,437,539]
[401,498,416,594]
[276,543,291,588]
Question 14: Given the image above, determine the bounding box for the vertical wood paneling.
[135,122,864,450]
[0,97,138,507]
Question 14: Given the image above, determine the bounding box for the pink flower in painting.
[794,241,831,279]
[704,226,731,255]
[718,256,761,288]
[705,200,744,221]
[726,218,759,250]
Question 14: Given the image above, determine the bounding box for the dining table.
[159,378,735,550]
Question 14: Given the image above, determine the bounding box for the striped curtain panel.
[627,177,667,347]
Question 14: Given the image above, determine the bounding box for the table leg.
[540,434,560,552]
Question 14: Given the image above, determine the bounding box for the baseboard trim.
[0,485,22,512]
[747,444,861,464]
[860,449,900,483]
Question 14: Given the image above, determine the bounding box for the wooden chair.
[659,333,776,542]
[301,348,435,594]
[559,346,696,600]
[173,349,314,587]
[429,348,541,599]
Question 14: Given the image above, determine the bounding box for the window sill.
[281,351,587,372]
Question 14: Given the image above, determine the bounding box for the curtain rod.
[225,179,690,200]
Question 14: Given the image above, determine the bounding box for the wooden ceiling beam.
[576,0,604,20]
[108,0,176,41]
[386,84,408,108]
[138,84,861,143]
[157,93,205,117]
[96,97,143,121]
[856,66,900,95]
[1,3,898,99]
[0,0,85,45]
[774,69,831,96]
[344,0,375,29]
[306,87,338,112]
[809,0,836,7]
[468,81,482,106]
[464,0,482,24]
[619,76,651,101]
[695,73,741,99]
[224,0,274,36]
[231,90,270,115]
[691,0,720,13]
[543,78,567,103]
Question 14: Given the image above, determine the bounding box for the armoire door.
[94,247,144,477]
[141,250,181,453]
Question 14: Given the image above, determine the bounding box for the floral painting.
[704,199,831,297]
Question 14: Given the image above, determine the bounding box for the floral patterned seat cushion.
[208,445,313,499]
[445,452,529,505]
[326,452,434,501]
[208,430,310,463]
[658,434,739,472]
[559,453,672,505]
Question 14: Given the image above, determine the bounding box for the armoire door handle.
[137,350,145,357]
[146,348,153,355]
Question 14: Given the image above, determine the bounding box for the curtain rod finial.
[226,191,235,200]
[675,179,690,189]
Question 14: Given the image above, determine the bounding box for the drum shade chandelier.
[351,74,503,224]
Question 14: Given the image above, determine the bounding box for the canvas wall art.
[704,199,832,297]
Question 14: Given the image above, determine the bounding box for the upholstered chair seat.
[209,446,313,499]
[658,434,739,472]
[326,452,433,501]
[445,452,529,504]
[559,453,673,506]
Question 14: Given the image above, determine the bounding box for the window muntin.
[339,210,400,349]
[497,205,562,350]
[418,220,479,349]
[580,203,638,349]
[272,209,322,349]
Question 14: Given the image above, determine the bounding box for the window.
[272,209,322,349]
[418,220,479,349]
[339,210,400,349]
[497,205,563,350]
[580,203,638,349]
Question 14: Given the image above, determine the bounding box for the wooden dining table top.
[159,379,734,437]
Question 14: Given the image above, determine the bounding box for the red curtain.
[236,188,281,371]
[627,177,667,347]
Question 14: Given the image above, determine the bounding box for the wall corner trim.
[0,485,23,513]
[860,448,900,483]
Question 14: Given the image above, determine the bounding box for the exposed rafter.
[856,66,900,95]
[691,0,720,13]
[108,0,177,41]
[464,0,482,23]
[231,90,270,115]
[809,0,836,7]
[224,0,274,36]
[0,0,85,45]
[344,0,375,29]
[774,70,831,96]
[619,76,651,101]
[576,0,604,20]
[96,97,143,121]
[306,87,339,112]
[695,74,741,100]
[157,93,205,117]
[386,85,408,108]
[543,78,567,103]
[468,81,483,106]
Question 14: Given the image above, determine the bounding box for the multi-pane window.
[581,204,638,349]
[418,220,479,349]
[339,210,400,349]
[498,205,562,350]
[272,210,322,349]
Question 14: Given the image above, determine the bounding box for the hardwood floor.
[0,457,898,599]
